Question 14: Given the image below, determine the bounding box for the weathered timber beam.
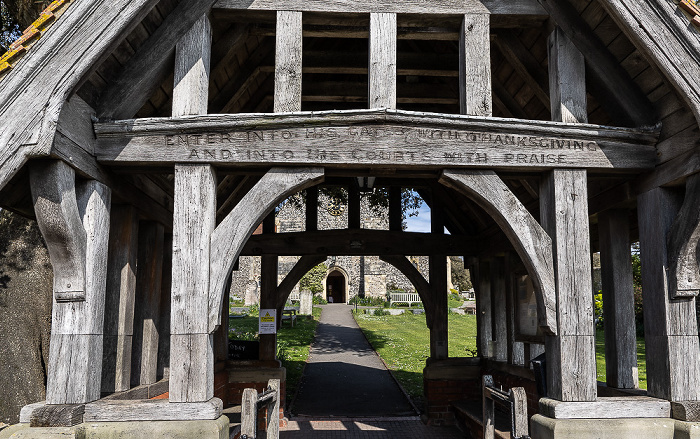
[369,12,397,110]
[212,0,543,16]
[240,229,479,256]
[94,110,659,170]
[460,13,491,116]
[439,169,557,335]
[209,167,324,331]
[276,254,327,309]
[380,255,433,327]
[667,173,700,298]
[536,0,656,127]
[29,160,87,302]
[600,0,700,127]
[97,0,220,120]
[274,11,303,113]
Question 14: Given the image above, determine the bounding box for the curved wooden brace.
[667,173,700,298]
[275,255,328,309]
[209,167,325,331]
[29,160,87,302]
[439,169,557,336]
[380,255,433,328]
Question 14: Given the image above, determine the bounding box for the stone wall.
[0,210,53,424]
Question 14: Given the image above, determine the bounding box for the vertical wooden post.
[306,187,318,232]
[241,388,258,438]
[348,184,361,229]
[548,27,587,124]
[638,188,700,401]
[389,186,402,231]
[33,168,112,404]
[459,13,492,116]
[541,25,596,402]
[260,213,278,362]
[429,197,448,360]
[214,275,232,364]
[491,257,507,362]
[171,164,216,402]
[482,375,495,439]
[102,205,139,394]
[157,234,173,380]
[170,14,214,403]
[131,221,165,387]
[540,170,596,401]
[598,209,638,389]
[506,255,525,366]
[477,259,493,358]
[369,12,396,109]
[275,10,303,113]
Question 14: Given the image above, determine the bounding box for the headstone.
[244,280,258,305]
[300,289,312,315]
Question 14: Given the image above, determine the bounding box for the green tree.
[450,256,472,292]
[299,263,327,294]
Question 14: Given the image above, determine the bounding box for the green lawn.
[228,307,322,401]
[354,311,477,401]
[595,328,647,389]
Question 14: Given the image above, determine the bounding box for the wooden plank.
[477,259,493,357]
[429,253,449,360]
[131,222,165,387]
[267,379,280,438]
[83,397,222,421]
[157,234,173,380]
[440,170,557,335]
[600,0,700,126]
[369,12,397,109]
[548,27,588,124]
[672,401,700,422]
[170,165,216,402]
[459,13,492,116]
[241,388,257,437]
[389,186,402,231]
[491,257,507,361]
[212,0,548,15]
[30,404,85,427]
[172,15,212,117]
[638,187,700,401]
[666,173,700,298]
[540,169,596,401]
[260,252,278,360]
[539,0,656,127]
[29,161,87,302]
[97,0,219,120]
[510,387,528,436]
[505,255,525,366]
[598,209,638,389]
[306,187,318,232]
[94,110,659,171]
[539,396,671,419]
[102,205,139,393]
[482,375,495,439]
[274,11,303,113]
[209,167,324,331]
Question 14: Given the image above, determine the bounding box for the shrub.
[373,308,389,316]
[312,294,328,305]
[349,295,386,306]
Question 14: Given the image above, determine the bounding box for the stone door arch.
[324,267,349,304]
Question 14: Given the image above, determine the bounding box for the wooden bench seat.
[450,399,511,439]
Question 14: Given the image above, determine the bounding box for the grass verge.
[595,328,647,389]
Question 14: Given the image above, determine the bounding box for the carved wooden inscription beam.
[94,110,659,171]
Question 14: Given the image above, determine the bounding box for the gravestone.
[300,289,312,315]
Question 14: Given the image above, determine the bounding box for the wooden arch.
[380,255,433,327]
[209,167,325,332]
[439,169,557,336]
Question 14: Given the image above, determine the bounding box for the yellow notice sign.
[259,309,277,334]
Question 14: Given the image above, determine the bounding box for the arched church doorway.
[325,269,347,304]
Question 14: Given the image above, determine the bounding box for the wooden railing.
[482,375,530,439]
[240,379,280,439]
[388,292,422,306]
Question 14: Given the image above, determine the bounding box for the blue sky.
[404,200,431,232]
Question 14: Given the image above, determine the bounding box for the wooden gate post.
[541,27,596,402]
[638,188,700,401]
[260,213,278,362]
[476,259,493,358]
[598,209,638,389]
[429,197,448,360]
[31,162,111,404]
[170,14,216,403]
[131,221,165,387]
[492,257,507,362]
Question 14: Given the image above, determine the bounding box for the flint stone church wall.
[230,193,429,303]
